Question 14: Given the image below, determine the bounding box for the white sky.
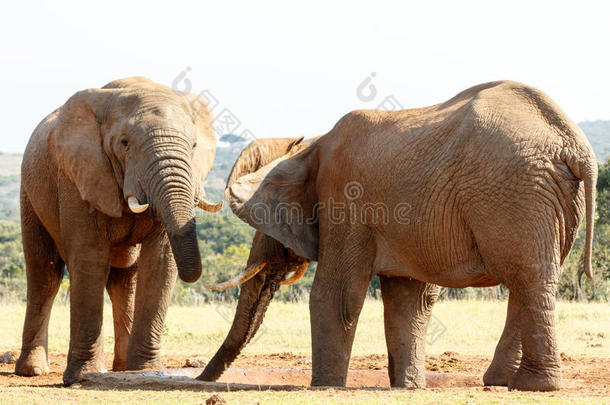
[1,0,609,153]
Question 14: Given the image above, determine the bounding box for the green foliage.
[0,175,20,221]
[596,160,610,226]
[578,120,610,162]
[195,214,254,254]
[0,220,24,279]
[173,243,252,304]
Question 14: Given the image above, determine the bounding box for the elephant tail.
[562,143,598,279]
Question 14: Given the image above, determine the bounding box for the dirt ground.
[1,351,608,397]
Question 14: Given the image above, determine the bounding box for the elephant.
[198,81,597,391]
[15,77,222,385]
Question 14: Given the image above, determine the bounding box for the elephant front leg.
[483,290,521,386]
[63,256,111,386]
[125,231,177,370]
[379,276,440,388]
[309,233,374,387]
[106,265,137,371]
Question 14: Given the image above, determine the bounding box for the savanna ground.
[0,299,608,404]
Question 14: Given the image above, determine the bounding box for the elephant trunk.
[145,136,202,283]
[166,217,201,283]
[199,234,310,381]
[197,269,282,381]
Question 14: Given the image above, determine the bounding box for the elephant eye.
[121,138,129,148]
[192,141,197,149]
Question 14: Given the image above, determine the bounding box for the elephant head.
[198,136,320,380]
[49,77,221,283]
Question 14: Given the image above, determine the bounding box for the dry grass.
[1,299,608,358]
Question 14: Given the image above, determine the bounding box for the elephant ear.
[226,145,319,260]
[226,137,304,188]
[50,89,123,217]
[180,92,216,185]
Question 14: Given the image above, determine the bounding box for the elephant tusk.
[205,263,266,290]
[197,197,223,213]
[127,196,149,214]
[280,262,309,285]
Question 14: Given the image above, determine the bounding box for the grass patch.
[1,300,608,358]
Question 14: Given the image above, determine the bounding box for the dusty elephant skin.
[200,81,597,392]
[15,77,221,386]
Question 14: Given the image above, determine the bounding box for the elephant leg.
[507,264,561,391]
[380,276,440,388]
[106,265,137,371]
[126,230,176,370]
[59,195,112,385]
[63,253,111,385]
[483,290,522,386]
[309,231,374,387]
[15,194,64,377]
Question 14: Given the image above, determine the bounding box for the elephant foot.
[311,372,347,387]
[63,356,106,386]
[390,365,426,389]
[392,375,426,389]
[112,358,126,371]
[15,347,48,376]
[508,366,561,391]
[483,362,519,386]
[125,356,163,371]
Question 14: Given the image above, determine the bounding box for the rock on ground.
[206,394,226,405]
[0,351,18,364]
[185,357,209,368]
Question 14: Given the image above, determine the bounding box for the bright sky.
[1,0,608,153]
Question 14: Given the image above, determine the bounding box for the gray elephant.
[200,81,596,391]
[15,77,222,385]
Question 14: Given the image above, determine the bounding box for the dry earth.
[1,351,608,397]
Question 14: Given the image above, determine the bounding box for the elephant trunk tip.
[167,219,202,283]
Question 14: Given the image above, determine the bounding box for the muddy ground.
[1,352,608,396]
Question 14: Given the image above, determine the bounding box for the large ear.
[226,137,305,188]
[49,89,123,217]
[180,92,216,185]
[226,145,319,260]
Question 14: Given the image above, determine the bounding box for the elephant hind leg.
[106,265,137,371]
[16,194,64,377]
[507,263,561,391]
[483,289,522,386]
[380,276,440,388]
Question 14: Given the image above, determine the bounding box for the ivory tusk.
[205,263,266,290]
[127,196,149,214]
[280,262,309,285]
[197,198,223,213]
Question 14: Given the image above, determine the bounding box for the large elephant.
[15,77,222,385]
[199,81,597,391]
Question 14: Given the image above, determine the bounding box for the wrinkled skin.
[15,77,221,385]
[200,81,597,391]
